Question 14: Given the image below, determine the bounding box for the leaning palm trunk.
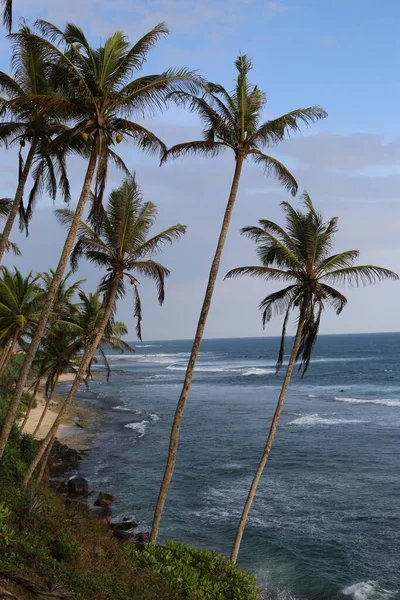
[33,374,60,437]
[37,432,56,482]
[23,273,122,486]
[20,376,41,431]
[0,145,98,460]
[0,141,37,262]
[150,155,244,543]
[230,315,305,564]
[0,328,19,375]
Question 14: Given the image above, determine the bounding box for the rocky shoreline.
[45,439,149,547]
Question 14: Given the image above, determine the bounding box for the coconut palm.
[0,25,72,261]
[150,55,327,543]
[39,269,84,320]
[0,267,44,376]
[224,193,398,563]
[60,290,134,382]
[0,22,201,460]
[23,175,186,484]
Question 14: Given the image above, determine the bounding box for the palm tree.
[0,25,72,261]
[23,175,186,484]
[39,269,84,320]
[150,55,327,543]
[0,267,44,376]
[0,22,202,460]
[224,193,398,563]
[60,290,134,382]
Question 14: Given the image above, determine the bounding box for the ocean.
[62,333,400,600]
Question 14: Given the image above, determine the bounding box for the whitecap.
[342,580,397,600]
[384,369,393,373]
[242,368,274,376]
[124,420,148,437]
[149,413,160,422]
[135,344,162,347]
[112,405,142,413]
[334,397,400,408]
[288,414,365,426]
[308,394,319,398]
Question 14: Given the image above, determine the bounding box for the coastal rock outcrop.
[67,476,89,496]
[94,492,114,507]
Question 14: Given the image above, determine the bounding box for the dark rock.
[67,476,88,496]
[49,439,82,475]
[94,492,114,507]
[110,520,138,531]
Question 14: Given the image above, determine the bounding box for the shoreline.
[22,373,101,451]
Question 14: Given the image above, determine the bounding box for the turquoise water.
[66,333,400,600]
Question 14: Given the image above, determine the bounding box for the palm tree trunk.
[0,341,12,373]
[0,145,98,461]
[150,154,245,544]
[23,272,121,486]
[37,432,55,483]
[230,314,305,565]
[33,374,60,438]
[20,376,41,431]
[0,141,37,262]
[0,328,19,376]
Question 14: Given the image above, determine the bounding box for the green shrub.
[126,540,260,600]
[0,501,15,546]
[0,392,38,484]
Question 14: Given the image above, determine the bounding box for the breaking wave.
[288,414,365,426]
[342,581,397,600]
[124,420,148,437]
[334,397,400,408]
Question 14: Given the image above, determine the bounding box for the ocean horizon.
[61,332,400,600]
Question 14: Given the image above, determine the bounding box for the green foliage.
[0,501,15,545]
[126,540,260,600]
[0,391,38,483]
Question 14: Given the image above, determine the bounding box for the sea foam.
[342,580,397,600]
[288,414,365,426]
[334,397,400,408]
[124,420,148,437]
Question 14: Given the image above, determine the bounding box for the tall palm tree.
[23,175,186,484]
[0,22,201,460]
[0,267,44,376]
[150,55,327,542]
[0,25,72,261]
[224,193,398,563]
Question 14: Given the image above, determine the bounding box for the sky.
[1,0,400,341]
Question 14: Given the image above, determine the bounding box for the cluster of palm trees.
[0,14,397,566]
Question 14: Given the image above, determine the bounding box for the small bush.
[0,501,15,546]
[0,392,38,484]
[126,540,261,600]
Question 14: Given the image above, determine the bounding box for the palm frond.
[249,150,298,195]
[322,265,399,287]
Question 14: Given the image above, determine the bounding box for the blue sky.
[1,0,399,340]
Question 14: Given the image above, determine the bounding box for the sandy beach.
[21,373,99,450]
